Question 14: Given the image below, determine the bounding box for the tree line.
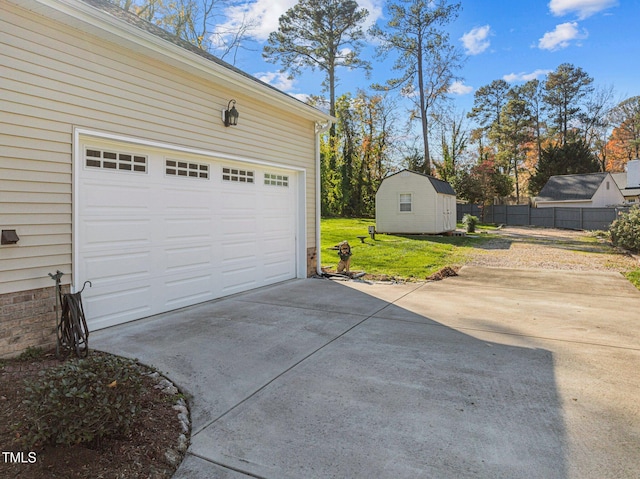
[112,0,640,217]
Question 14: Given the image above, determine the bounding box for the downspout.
[315,121,331,276]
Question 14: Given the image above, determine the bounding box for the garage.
[1,0,335,357]
[75,135,301,330]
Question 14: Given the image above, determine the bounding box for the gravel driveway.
[466,226,639,272]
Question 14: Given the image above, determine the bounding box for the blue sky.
[214,0,640,118]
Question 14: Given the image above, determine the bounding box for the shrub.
[20,354,144,447]
[17,346,45,361]
[462,214,479,233]
[609,206,640,253]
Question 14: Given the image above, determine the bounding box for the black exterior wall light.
[223,99,239,127]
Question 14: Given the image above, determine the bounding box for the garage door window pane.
[264,173,289,187]
[223,167,254,183]
[85,148,147,173]
[399,194,412,212]
[166,159,209,179]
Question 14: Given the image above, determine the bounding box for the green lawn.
[321,218,640,290]
[320,217,487,279]
[625,269,640,289]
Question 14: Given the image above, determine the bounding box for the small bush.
[20,354,144,447]
[17,346,45,361]
[609,206,640,253]
[462,214,479,233]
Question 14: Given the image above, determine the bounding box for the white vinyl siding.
[0,1,320,295]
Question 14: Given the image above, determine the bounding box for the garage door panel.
[84,284,153,330]
[221,216,258,235]
[161,182,212,198]
[163,218,214,244]
[221,266,257,293]
[82,251,152,285]
[82,180,153,216]
[81,219,152,250]
[221,240,258,261]
[164,245,213,272]
[262,192,290,210]
[78,143,299,330]
[263,237,293,255]
[162,273,216,309]
[263,257,294,282]
[164,204,213,216]
[262,220,293,239]
[220,188,258,205]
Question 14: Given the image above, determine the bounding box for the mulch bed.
[426,266,460,281]
[321,266,460,282]
[0,350,187,479]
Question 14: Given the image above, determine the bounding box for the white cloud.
[290,92,312,103]
[548,0,618,20]
[538,22,588,50]
[448,81,473,95]
[460,25,492,55]
[223,0,296,42]
[503,69,553,82]
[255,71,296,91]
[254,72,315,103]
[217,0,384,43]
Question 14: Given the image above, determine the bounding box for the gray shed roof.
[382,169,456,196]
[536,173,608,202]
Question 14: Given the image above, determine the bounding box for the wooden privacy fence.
[457,204,629,231]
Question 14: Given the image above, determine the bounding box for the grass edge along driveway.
[321,217,640,289]
[320,217,485,280]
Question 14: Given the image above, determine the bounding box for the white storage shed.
[375,170,457,234]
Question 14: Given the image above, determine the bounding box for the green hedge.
[610,206,640,253]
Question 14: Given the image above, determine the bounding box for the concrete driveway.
[92,266,640,479]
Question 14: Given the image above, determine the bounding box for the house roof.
[15,0,332,123]
[536,173,609,202]
[612,172,640,197]
[611,172,627,189]
[382,169,456,196]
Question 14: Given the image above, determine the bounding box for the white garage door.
[76,140,298,330]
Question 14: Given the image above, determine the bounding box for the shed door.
[76,141,298,330]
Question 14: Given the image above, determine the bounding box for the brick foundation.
[306,246,317,277]
[0,285,68,358]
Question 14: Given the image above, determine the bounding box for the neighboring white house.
[535,172,625,208]
[611,159,640,205]
[375,170,457,234]
[0,0,332,356]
